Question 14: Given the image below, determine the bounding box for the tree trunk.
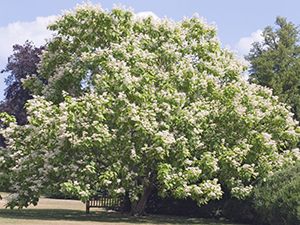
[130,183,153,216]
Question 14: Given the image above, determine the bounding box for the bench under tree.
[85,190,124,213]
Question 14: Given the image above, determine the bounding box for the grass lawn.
[0,193,248,225]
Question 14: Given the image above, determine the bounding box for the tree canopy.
[1,4,299,215]
[0,41,44,125]
[246,17,300,120]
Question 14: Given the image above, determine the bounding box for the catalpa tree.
[1,4,299,215]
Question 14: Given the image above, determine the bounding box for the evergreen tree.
[246,17,300,120]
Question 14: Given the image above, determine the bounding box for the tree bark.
[130,183,153,216]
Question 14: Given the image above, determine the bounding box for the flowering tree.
[1,4,299,215]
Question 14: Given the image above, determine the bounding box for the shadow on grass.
[0,208,239,225]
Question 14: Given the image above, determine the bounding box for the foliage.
[0,113,16,191]
[246,17,300,120]
[0,41,44,125]
[253,162,300,225]
[1,4,300,214]
[0,112,16,129]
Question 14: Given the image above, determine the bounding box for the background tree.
[0,41,44,125]
[246,17,300,120]
[1,4,299,215]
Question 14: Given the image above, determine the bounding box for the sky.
[0,0,300,99]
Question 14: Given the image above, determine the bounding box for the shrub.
[253,162,300,225]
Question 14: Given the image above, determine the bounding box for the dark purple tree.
[0,41,44,125]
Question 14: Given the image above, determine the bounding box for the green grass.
[0,193,248,225]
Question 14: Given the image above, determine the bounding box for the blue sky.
[0,0,300,99]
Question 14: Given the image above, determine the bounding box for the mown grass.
[0,193,247,225]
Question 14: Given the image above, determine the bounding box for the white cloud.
[135,11,159,20]
[0,15,56,60]
[235,29,263,56]
[0,15,56,99]
[225,30,264,80]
